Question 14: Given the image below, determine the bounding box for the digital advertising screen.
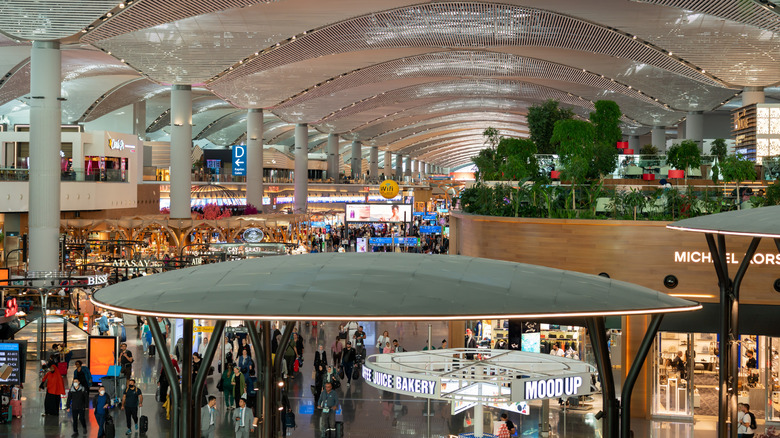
[88,336,117,384]
[345,203,412,223]
[0,341,25,385]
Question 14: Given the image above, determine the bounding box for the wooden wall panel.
[452,213,780,305]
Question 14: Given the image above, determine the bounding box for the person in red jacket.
[40,363,65,416]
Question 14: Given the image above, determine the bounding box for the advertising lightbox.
[88,336,117,384]
[0,341,26,385]
[345,204,412,223]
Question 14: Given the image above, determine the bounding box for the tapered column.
[351,140,362,179]
[170,85,193,219]
[628,135,639,151]
[743,86,765,106]
[404,156,412,179]
[294,124,308,214]
[395,154,403,180]
[651,126,666,152]
[327,134,339,181]
[686,111,704,150]
[369,146,378,180]
[410,159,417,181]
[246,109,264,211]
[28,41,61,273]
[383,151,392,180]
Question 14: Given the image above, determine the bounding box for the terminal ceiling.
[0,1,779,168]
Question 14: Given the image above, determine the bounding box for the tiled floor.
[1,319,750,437]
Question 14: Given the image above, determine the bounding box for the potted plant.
[665,140,701,185]
[719,154,757,210]
[709,138,728,182]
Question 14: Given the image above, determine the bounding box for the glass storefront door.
[654,332,694,417]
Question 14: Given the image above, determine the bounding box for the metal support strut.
[148,318,180,438]
[193,320,226,436]
[246,321,264,437]
[587,316,618,438]
[620,314,664,438]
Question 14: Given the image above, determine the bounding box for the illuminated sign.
[88,336,117,384]
[242,228,264,243]
[0,342,24,385]
[345,203,412,223]
[4,298,18,318]
[232,145,246,176]
[514,374,590,402]
[673,251,780,265]
[362,366,438,397]
[108,139,134,151]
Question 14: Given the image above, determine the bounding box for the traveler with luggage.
[93,386,112,438]
[72,360,92,389]
[121,378,143,434]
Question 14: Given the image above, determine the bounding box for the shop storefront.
[654,304,780,423]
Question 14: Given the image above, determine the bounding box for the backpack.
[284,411,296,429]
[748,412,757,430]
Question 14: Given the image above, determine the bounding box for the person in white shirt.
[234,396,254,437]
[198,335,209,358]
[550,343,565,357]
[738,403,756,438]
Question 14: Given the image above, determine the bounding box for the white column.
[404,156,412,179]
[419,161,426,179]
[686,111,703,150]
[743,86,765,106]
[28,41,61,273]
[294,123,308,214]
[170,84,192,219]
[327,133,339,182]
[395,153,403,180]
[628,135,640,151]
[410,159,417,181]
[351,140,362,179]
[651,126,666,152]
[369,146,378,180]
[383,151,392,180]
[246,109,264,211]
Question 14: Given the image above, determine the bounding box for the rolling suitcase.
[104,414,116,438]
[148,343,156,357]
[10,400,21,418]
[139,406,148,434]
[335,421,344,437]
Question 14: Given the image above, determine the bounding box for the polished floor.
[1,319,748,437]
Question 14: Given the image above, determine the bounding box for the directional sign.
[232,145,246,176]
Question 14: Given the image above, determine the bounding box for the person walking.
[93,386,112,438]
[40,363,65,416]
[201,395,217,438]
[353,325,366,358]
[234,396,254,437]
[738,403,757,438]
[318,382,339,438]
[341,341,356,387]
[376,331,391,353]
[331,337,343,366]
[98,313,109,336]
[232,366,246,407]
[66,379,89,437]
[119,342,134,381]
[121,378,143,434]
[238,350,254,375]
[72,360,92,388]
[222,364,236,410]
[140,319,152,355]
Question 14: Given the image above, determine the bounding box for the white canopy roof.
[91,253,700,320]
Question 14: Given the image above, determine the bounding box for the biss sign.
[512,373,593,402]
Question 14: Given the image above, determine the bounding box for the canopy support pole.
[587,316,618,438]
[246,321,265,437]
[148,318,180,438]
[706,234,760,438]
[273,322,295,436]
[620,314,663,438]
[181,318,193,437]
[193,320,226,436]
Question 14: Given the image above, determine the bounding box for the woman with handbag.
[376,331,391,353]
[231,366,246,407]
[221,365,236,410]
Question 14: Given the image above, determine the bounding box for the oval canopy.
[91,253,699,320]
[668,205,780,238]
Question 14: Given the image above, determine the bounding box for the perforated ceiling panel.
[632,0,780,32]
[0,0,117,40]
[82,0,277,43]
[81,78,168,122]
[212,2,718,90]
[272,51,666,122]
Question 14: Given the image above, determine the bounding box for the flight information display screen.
[0,342,24,385]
